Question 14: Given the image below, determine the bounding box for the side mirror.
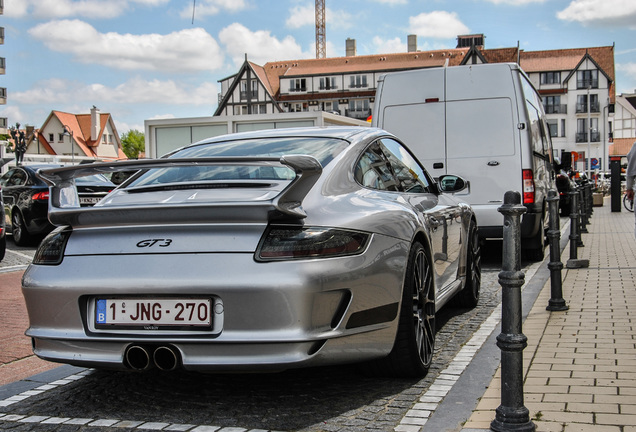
[438,175,468,193]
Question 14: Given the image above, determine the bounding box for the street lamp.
[62,125,74,164]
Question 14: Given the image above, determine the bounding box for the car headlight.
[33,227,72,265]
[256,225,370,261]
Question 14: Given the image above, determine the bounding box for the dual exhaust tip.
[125,345,180,371]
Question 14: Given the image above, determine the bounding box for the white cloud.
[286,2,353,30]
[219,23,311,67]
[5,0,170,19]
[482,0,546,4]
[286,4,315,29]
[372,36,407,54]
[180,0,249,20]
[28,20,224,73]
[371,0,407,4]
[408,11,470,39]
[557,0,636,28]
[11,77,218,106]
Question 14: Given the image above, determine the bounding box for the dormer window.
[349,75,368,88]
[289,78,306,92]
[540,72,560,85]
[577,70,598,89]
[320,77,337,90]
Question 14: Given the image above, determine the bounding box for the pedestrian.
[626,140,636,237]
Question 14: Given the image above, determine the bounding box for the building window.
[49,133,54,143]
[319,77,337,90]
[576,95,588,113]
[547,120,558,137]
[589,94,599,112]
[540,72,561,85]
[577,69,598,89]
[543,96,566,114]
[289,79,306,92]
[58,133,64,142]
[349,75,368,89]
[576,118,587,143]
[259,104,266,114]
[561,119,566,137]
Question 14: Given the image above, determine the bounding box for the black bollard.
[579,186,589,234]
[566,188,589,269]
[491,191,535,432]
[546,190,568,311]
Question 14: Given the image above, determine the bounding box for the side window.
[0,169,15,187]
[380,138,431,193]
[354,142,399,191]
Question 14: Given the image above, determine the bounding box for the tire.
[523,212,545,262]
[364,242,435,378]
[0,235,5,261]
[454,220,481,309]
[11,210,31,246]
[624,194,634,212]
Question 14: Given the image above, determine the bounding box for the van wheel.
[363,242,435,378]
[454,220,481,308]
[523,213,545,262]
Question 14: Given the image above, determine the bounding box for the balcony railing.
[590,101,600,113]
[576,103,588,114]
[577,79,598,89]
[544,104,567,114]
[576,132,600,143]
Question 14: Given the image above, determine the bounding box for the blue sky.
[2,0,635,135]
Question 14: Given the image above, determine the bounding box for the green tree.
[120,129,145,159]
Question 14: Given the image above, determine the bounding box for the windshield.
[127,137,349,188]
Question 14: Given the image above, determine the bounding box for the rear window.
[127,137,349,187]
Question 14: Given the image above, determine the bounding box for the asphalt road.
[0,236,519,432]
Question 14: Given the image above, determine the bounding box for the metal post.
[567,188,589,269]
[491,191,535,432]
[579,186,588,234]
[546,190,568,311]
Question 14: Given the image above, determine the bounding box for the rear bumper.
[23,235,408,371]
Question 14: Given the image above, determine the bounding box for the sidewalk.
[0,271,58,386]
[460,197,636,432]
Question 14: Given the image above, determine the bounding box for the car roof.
[191,126,386,147]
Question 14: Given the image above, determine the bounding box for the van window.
[521,76,553,161]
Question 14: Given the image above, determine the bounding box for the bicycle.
[624,193,634,212]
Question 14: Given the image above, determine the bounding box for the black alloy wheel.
[11,211,31,246]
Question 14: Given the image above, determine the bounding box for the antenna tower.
[315,0,326,59]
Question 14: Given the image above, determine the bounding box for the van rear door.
[444,65,522,232]
[374,68,446,174]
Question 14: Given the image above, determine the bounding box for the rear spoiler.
[37,155,322,228]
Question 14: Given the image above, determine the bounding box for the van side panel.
[445,97,519,229]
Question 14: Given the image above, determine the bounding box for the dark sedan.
[0,164,115,245]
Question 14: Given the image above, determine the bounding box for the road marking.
[6,249,35,260]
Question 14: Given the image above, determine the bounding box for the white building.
[215,35,617,172]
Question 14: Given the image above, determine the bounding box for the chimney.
[346,38,357,57]
[408,34,417,53]
[90,106,100,142]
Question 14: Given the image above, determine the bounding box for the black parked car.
[0,187,6,261]
[1,164,115,245]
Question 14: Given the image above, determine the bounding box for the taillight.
[522,169,535,204]
[32,191,49,201]
[256,226,370,261]
[33,227,72,265]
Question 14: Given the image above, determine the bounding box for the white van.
[372,63,556,261]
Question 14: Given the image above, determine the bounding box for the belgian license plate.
[95,298,212,328]
[80,197,101,205]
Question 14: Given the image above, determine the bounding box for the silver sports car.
[23,127,481,377]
